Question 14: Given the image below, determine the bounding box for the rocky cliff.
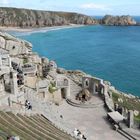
[0,32,32,55]
[101,15,137,26]
[0,7,138,27]
[0,7,97,27]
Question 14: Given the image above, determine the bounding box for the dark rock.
[136,22,140,26]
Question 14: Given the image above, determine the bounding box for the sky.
[0,0,140,16]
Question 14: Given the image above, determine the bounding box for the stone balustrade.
[22,65,37,74]
[0,66,10,76]
[56,80,69,88]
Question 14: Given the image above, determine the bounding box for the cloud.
[80,3,111,11]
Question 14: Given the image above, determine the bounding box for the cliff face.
[101,15,137,26]
[0,7,97,27]
[0,7,138,27]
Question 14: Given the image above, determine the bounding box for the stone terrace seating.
[0,111,75,140]
[0,130,8,140]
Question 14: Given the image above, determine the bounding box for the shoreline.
[1,25,139,98]
[0,24,85,33]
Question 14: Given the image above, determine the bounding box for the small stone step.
[117,129,136,140]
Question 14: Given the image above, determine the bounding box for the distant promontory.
[100,15,137,26]
[0,7,139,28]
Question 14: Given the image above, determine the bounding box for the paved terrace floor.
[24,87,127,140]
[50,100,127,140]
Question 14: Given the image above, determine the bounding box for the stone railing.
[2,61,9,66]
[0,66,10,76]
[22,65,37,74]
[56,80,69,88]
[100,79,114,112]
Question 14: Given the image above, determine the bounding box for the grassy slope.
[111,91,140,122]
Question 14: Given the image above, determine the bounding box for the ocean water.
[11,23,140,97]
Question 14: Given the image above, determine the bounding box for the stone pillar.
[8,97,12,107]
[93,83,96,94]
[36,82,39,94]
[101,86,104,94]
[114,103,119,111]
[128,110,134,128]
[118,107,124,115]
[8,56,11,68]
[10,71,18,96]
[82,77,90,89]
[0,56,2,66]
[66,81,70,98]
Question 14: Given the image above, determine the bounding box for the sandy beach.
[0,24,84,33]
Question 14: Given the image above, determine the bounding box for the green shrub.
[23,57,28,64]
[112,92,120,102]
[111,90,140,114]
[48,82,57,93]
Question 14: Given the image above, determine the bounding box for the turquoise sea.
[10,20,140,97]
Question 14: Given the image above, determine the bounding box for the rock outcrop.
[101,15,137,26]
[0,32,32,55]
[136,22,140,26]
[0,7,97,27]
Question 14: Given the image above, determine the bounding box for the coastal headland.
[0,7,139,29]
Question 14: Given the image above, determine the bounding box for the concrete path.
[51,100,127,140]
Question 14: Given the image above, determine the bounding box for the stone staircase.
[21,87,77,139]
[69,79,82,98]
[117,129,137,140]
[0,111,75,140]
[66,98,104,108]
[0,130,8,140]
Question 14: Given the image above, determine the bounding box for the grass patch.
[23,57,28,64]
[112,91,140,121]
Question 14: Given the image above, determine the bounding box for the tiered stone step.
[17,114,60,140]
[69,79,82,98]
[0,130,8,140]
[0,111,36,140]
[117,129,137,140]
[31,115,73,139]
[6,112,53,140]
[0,111,75,140]
[0,135,5,140]
[66,98,104,108]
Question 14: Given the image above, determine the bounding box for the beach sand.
[0,24,84,33]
